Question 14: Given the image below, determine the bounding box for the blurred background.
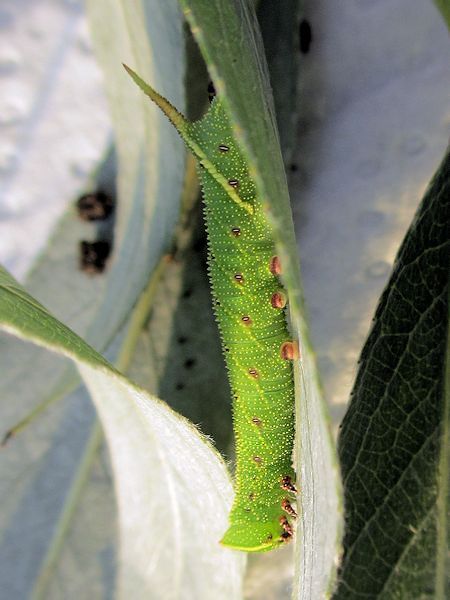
[0,0,448,416]
[0,0,448,597]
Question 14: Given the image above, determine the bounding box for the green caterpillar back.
[125,66,297,552]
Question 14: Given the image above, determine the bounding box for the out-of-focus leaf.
[0,0,186,595]
[0,265,245,599]
[0,0,186,430]
[0,152,115,599]
[335,148,449,598]
[0,2,111,282]
[290,0,449,424]
[85,0,186,348]
[434,0,450,29]
[127,205,234,457]
[244,545,294,600]
[177,1,342,596]
[257,0,300,166]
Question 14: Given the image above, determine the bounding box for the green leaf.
[257,0,300,166]
[177,0,342,593]
[434,0,450,30]
[0,265,245,598]
[335,148,450,598]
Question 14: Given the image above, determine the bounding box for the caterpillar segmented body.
[125,65,297,552]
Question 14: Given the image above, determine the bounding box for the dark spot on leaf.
[79,240,111,274]
[76,191,114,221]
[299,19,312,54]
[184,358,196,370]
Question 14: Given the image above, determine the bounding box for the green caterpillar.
[125,65,297,552]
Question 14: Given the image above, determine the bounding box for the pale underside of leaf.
[0,266,245,599]
[1,1,186,596]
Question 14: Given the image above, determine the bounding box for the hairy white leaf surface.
[0,266,245,599]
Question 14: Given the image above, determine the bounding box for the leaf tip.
[122,62,133,76]
[1,429,13,447]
